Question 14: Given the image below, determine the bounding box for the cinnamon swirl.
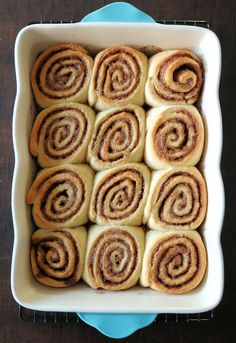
[89,163,151,225]
[31,227,87,287]
[87,105,145,170]
[140,230,207,294]
[30,102,95,167]
[83,225,144,290]
[88,45,148,110]
[145,105,204,169]
[145,50,203,107]
[31,43,93,108]
[27,164,94,229]
[144,167,207,230]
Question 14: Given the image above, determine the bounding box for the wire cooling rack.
[19,305,213,323]
[20,19,213,324]
[28,19,210,28]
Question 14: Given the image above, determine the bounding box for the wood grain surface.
[0,0,235,342]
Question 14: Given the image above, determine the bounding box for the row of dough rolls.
[30,102,204,169]
[27,163,207,231]
[31,44,203,110]
[31,225,206,294]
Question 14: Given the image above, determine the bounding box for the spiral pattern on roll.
[88,105,145,170]
[147,50,203,105]
[94,46,143,101]
[95,169,144,221]
[93,110,139,160]
[43,170,83,222]
[153,107,204,166]
[27,166,89,230]
[30,103,95,167]
[31,43,93,107]
[148,234,206,294]
[88,229,138,290]
[155,112,195,161]
[31,230,80,287]
[152,169,207,230]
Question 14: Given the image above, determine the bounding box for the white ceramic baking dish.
[11,19,224,314]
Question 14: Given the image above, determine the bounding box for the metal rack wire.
[28,19,210,28]
[19,306,214,323]
[20,19,213,324]
[156,20,209,28]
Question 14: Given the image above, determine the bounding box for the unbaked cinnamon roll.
[140,230,207,294]
[87,105,145,170]
[144,167,207,230]
[89,163,151,225]
[145,50,203,107]
[31,227,87,287]
[30,102,95,167]
[27,164,94,229]
[83,225,144,290]
[145,105,204,169]
[88,45,148,110]
[31,43,93,108]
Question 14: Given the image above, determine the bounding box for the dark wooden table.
[1,0,235,342]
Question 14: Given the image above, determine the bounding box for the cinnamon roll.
[145,105,204,169]
[140,230,207,294]
[87,105,145,171]
[31,43,93,108]
[144,167,207,230]
[27,164,94,229]
[83,225,144,290]
[31,227,87,287]
[145,50,203,107]
[88,46,148,110]
[30,102,95,167]
[89,163,151,225]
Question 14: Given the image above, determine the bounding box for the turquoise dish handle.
[78,312,157,339]
[81,1,155,23]
[77,2,157,339]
